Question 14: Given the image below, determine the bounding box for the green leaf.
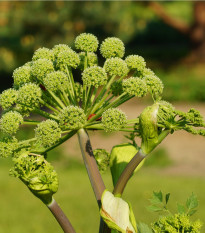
[165,193,170,204]
[153,191,163,202]
[188,209,197,216]
[177,203,185,214]
[147,205,163,212]
[186,193,198,210]
[137,222,153,233]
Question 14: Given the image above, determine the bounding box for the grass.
[0,153,205,233]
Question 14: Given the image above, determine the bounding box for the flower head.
[125,55,146,73]
[104,57,128,77]
[75,33,99,52]
[52,44,71,58]
[32,47,54,61]
[144,75,164,100]
[0,111,23,135]
[0,88,18,110]
[10,152,58,204]
[0,136,18,158]
[102,108,127,132]
[13,65,33,88]
[122,77,147,97]
[82,66,108,87]
[100,37,125,59]
[31,59,54,81]
[111,81,123,96]
[59,106,86,130]
[43,71,69,93]
[35,120,61,148]
[93,149,110,173]
[17,83,42,112]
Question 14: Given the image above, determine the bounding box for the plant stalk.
[47,198,76,233]
[77,128,106,205]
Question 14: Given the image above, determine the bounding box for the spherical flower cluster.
[100,37,125,59]
[43,71,69,93]
[59,106,86,130]
[144,75,164,100]
[0,88,18,110]
[35,120,61,147]
[75,33,99,52]
[13,65,33,88]
[0,111,23,135]
[10,153,58,204]
[32,47,54,61]
[82,66,108,87]
[125,55,146,73]
[93,149,110,172]
[17,83,42,112]
[0,136,18,158]
[104,58,128,77]
[102,108,127,132]
[31,59,54,81]
[56,49,80,71]
[78,52,98,70]
[122,77,147,97]
[52,44,71,58]
[110,81,123,96]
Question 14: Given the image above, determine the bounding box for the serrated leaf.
[165,193,170,204]
[147,205,163,212]
[186,193,198,210]
[177,203,185,214]
[137,222,153,233]
[153,191,163,202]
[188,209,197,216]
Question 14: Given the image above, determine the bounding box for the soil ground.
[63,99,205,177]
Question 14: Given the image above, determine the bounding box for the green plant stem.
[40,99,59,114]
[33,108,59,121]
[47,198,76,233]
[113,149,146,196]
[23,120,40,125]
[47,90,66,109]
[77,128,106,205]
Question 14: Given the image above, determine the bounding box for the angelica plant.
[0,32,205,233]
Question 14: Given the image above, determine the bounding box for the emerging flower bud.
[0,111,23,135]
[93,149,110,173]
[32,47,54,61]
[102,108,127,132]
[104,57,128,77]
[122,77,147,97]
[59,106,86,130]
[35,120,61,148]
[0,88,18,110]
[100,37,125,59]
[75,33,99,52]
[82,66,108,87]
[13,65,33,88]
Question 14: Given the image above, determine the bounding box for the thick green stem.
[77,129,106,205]
[113,150,146,196]
[47,198,76,233]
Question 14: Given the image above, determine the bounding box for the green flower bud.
[13,65,33,88]
[144,75,164,100]
[0,111,23,135]
[78,52,98,70]
[125,55,146,73]
[93,149,110,172]
[10,152,58,205]
[17,83,42,112]
[82,66,108,87]
[0,88,18,110]
[32,47,54,61]
[43,71,69,93]
[59,106,86,130]
[104,57,128,77]
[52,44,71,58]
[110,81,123,96]
[75,33,99,52]
[0,136,18,158]
[100,37,125,58]
[31,59,54,81]
[35,120,61,148]
[122,77,147,97]
[102,108,127,132]
[56,48,80,71]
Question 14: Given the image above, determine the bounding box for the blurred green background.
[0,1,205,233]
